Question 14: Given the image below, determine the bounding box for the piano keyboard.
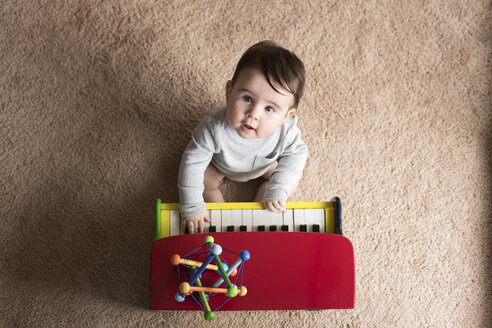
[155,199,342,240]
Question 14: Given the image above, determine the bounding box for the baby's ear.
[282,108,296,124]
[286,108,296,118]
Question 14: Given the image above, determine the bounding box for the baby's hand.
[264,199,286,213]
[184,212,211,234]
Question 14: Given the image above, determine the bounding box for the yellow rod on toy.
[170,254,219,271]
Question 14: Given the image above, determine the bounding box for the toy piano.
[150,198,355,318]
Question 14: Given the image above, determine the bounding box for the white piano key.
[305,208,315,232]
[211,210,222,232]
[252,209,264,231]
[271,211,283,231]
[302,209,326,233]
[231,210,242,232]
[222,209,232,232]
[170,210,180,236]
[294,209,305,232]
[313,208,325,233]
[242,209,253,232]
[283,210,294,232]
[262,210,272,228]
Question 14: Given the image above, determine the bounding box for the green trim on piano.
[155,198,161,242]
[155,199,343,241]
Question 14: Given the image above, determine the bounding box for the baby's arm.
[178,119,216,233]
[264,126,308,210]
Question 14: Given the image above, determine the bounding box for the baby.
[178,41,308,233]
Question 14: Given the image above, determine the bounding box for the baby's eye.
[265,106,275,113]
[243,95,253,104]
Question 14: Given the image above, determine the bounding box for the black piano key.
[227,225,234,232]
[312,224,320,232]
[209,226,216,232]
[269,225,277,232]
[240,225,247,231]
[281,225,289,231]
[258,225,265,231]
[300,224,307,232]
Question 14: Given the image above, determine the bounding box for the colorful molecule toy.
[170,236,250,321]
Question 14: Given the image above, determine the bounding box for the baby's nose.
[247,105,262,120]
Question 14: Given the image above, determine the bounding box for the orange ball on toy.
[239,286,247,296]
[170,254,181,266]
[179,282,191,294]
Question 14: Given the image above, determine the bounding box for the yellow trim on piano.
[155,200,337,241]
[160,208,170,240]
[325,208,335,235]
[161,201,334,210]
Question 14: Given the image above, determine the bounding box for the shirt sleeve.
[177,117,216,217]
[264,122,308,201]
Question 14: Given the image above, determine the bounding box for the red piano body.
[150,198,355,312]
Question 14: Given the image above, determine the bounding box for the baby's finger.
[265,200,279,212]
[187,220,195,234]
[269,202,280,212]
[273,202,284,213]
[198,219,204,233]
[204,214,211,222]
[271,200,285,212]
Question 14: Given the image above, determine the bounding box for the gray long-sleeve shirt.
[178,106,308,217]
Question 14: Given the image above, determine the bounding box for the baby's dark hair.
[231,41,305,109]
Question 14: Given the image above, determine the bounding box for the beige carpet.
[1,0,491,327]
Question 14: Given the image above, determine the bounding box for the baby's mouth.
[243,123,255,130]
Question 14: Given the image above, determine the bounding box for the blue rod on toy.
[213,258,241,287]
[188,243,222,286]
[213,250,250,287]
[189,253,214,285]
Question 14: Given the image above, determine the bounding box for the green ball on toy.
[204,236,214,244]
[205,311,215,321]
[226,286,238,297]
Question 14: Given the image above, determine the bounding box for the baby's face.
[225,68,296,139]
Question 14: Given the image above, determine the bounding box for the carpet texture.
[1,0,491,327]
